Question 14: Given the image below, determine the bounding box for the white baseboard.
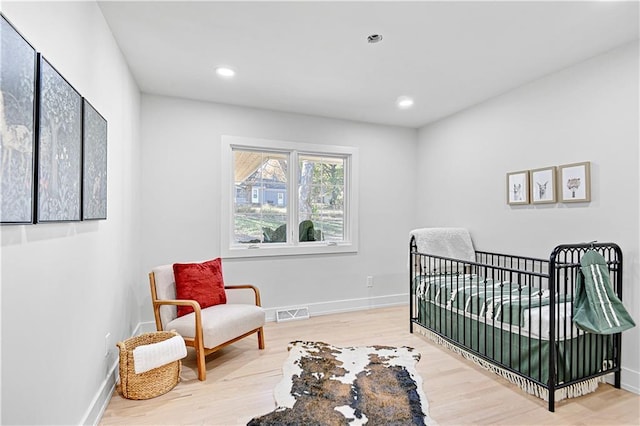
[264,293,408,322]
[82,322,147,426]
[80,358,118,426]
[621,366,640,395]
[137,294,408,328]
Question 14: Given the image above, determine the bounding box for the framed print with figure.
[506,170,529,205]
[530,166,556,204]
[559,161,591,203]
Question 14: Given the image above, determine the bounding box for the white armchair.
[149,263,265,380]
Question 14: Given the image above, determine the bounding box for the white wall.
[416,41,640,393]
[140,95,417,319]
[0,2,142,425]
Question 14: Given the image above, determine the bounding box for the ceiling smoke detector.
[367,34,383,44]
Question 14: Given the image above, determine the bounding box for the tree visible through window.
[298,155,344,242]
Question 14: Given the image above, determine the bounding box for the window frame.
[221,135,359,258]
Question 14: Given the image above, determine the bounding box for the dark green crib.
[409,238,623,411]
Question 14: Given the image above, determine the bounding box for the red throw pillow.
[173,258,227,317]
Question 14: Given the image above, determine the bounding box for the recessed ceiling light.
[396,96,414,109]
[215,67,236,78]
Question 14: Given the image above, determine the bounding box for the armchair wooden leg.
[196,343,207,381]
[257,327,265,349]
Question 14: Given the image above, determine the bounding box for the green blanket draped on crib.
[573,250,635,335]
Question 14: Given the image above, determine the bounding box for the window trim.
[221,135,359,258]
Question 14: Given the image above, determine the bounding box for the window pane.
[298,155,345,242]
[233,150,288,243]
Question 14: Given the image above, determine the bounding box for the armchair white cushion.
[149,262,265,380]
[166,304,265,349]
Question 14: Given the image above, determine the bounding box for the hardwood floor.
[100,306,640,425]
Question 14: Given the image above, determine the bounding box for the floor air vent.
[275,307,310,323]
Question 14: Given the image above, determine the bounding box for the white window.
[221,136,359,257]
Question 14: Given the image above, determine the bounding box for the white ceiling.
[98,1,639,128]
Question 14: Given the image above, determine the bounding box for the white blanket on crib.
[410,227,475,262]
[523,302,583,340]
[133,335,187,374]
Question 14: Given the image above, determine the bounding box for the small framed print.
[530,166,556,204]
[559,161,591,203]
[506,170,529,205]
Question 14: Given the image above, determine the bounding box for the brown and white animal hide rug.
[248,341,434,426]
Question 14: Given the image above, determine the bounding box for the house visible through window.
[234,150,288,243]
[221,136,358,257]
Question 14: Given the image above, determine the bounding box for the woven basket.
[117,331,182,400]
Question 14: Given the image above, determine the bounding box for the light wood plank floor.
[100,306,640,425]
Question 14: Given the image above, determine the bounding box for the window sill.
[222,242,358,258]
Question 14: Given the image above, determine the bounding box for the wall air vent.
[275,307,310,322]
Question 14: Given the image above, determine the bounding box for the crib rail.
[409,237,623,412]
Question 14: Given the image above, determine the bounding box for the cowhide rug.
[248,341,435,426]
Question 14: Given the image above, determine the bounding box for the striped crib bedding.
[414,273,579,339]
